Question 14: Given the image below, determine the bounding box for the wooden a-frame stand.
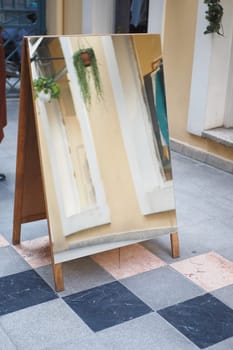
[12,40,179,292]
[12,41,64,292]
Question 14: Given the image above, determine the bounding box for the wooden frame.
[13,35,179,292]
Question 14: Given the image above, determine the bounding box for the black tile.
[63,281,152,332]
[158,293,233,349]
[0,269,58,316]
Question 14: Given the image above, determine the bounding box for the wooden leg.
[12,218,21,245]
[170,232,180,258]
[53,263,64,292]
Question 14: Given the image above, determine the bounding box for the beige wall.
[163,0,198,143]
[133,35,162,77]
[63,0,82,34]
[46,0,82,35]
[163,0,233,161]
[46,0,63,34]
[45,0,233,162]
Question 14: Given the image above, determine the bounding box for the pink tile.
[13,236,51,268]
[171,252,233,292]
[0,234,9,247]
[91,244,166,279]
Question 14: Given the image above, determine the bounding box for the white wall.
[187,0,212,135]
[188,0,233,134]
[82,0,165,35]
[148,0,165,35]
[82,0,116,34]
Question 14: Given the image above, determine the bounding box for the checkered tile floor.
[1,234,233,349]
[2,99,233,349]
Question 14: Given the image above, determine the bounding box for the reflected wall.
[27,34,176,257]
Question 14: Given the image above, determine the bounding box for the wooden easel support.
[12,39,64,292]
[53,263,64,292]
[170,232,180,258]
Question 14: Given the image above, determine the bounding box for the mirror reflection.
[28,35,175,237]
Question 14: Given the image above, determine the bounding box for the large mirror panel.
[27,34,176,243]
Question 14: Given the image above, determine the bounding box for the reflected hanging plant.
[204,0,224,36]
[73,48,103,107]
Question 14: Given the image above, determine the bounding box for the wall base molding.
[170,139,233,174]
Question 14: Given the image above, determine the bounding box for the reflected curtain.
[144,72,164,162]
[154,65,169,147]
[144,63,171,180]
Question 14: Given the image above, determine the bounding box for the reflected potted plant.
[73,48,103,107]
[33,76,61,102]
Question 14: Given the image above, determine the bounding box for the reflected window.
[115,0,149,33]
[102,35,175,215]
[29,37,110,236]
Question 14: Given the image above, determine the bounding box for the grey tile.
[174,189,233,231]
[20,220,48,241]
[206,337,233,349]
[172,152,233,204]
[41,336,107,350]
[121,266,204,310]
[212,285,233,309]
[0,326,17,350]
[0,213,14,232]
[142,236,175,263]
[193,196,233,229]
[0,198,14,221]
[215,246,233,263]
[2,221,48,246]
[0,246,30,277]
[0,299,92,350]
[142,234,209,264]
[0,226,14,243]
[180,218,233,252]
[0,153,16,174]
[175,200,209,229]
[0,185,13,201]
[97,313,198,350]
[36,256,114,296]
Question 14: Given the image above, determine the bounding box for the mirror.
[26,34,176,259]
